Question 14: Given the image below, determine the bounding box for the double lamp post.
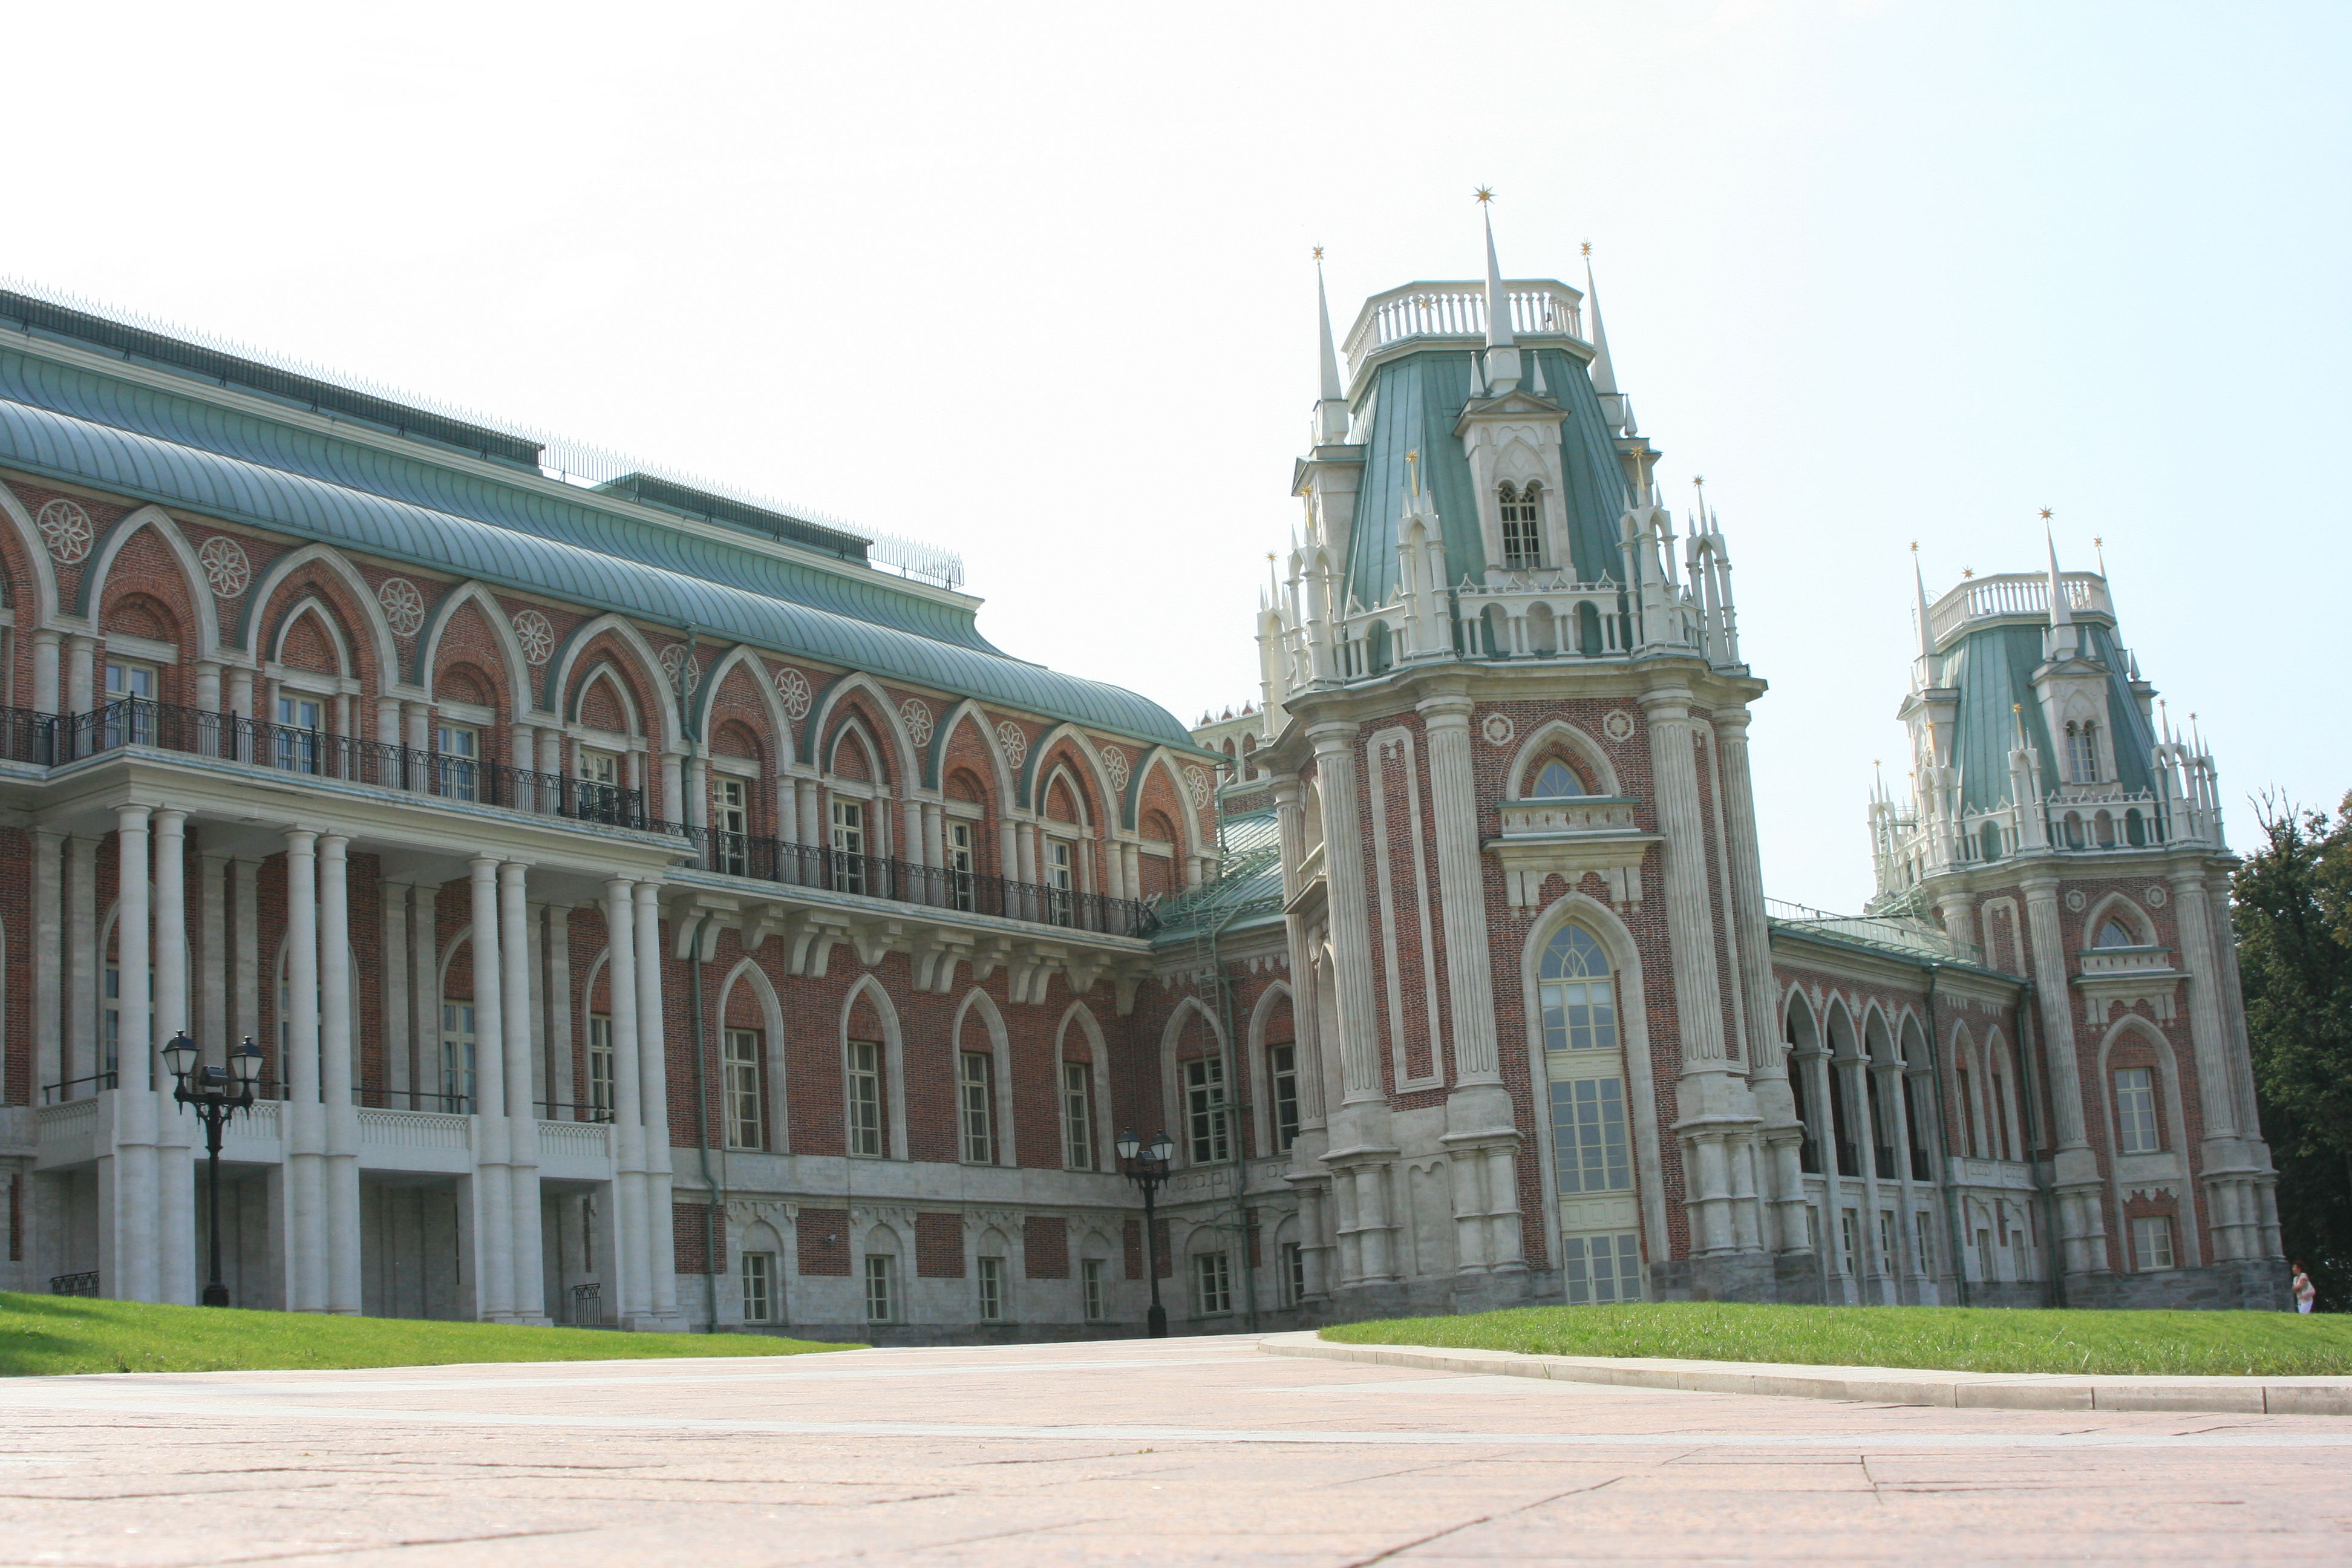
[160,1031,266,1307]
[1116,1128,1175,1338]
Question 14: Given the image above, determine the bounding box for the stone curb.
[1256,1331,2352,1416]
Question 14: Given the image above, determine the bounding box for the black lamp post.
[1116,1128,1175,1338]
[164,1031,266,1307]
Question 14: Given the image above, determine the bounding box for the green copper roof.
[1343,345,1628,609]
[1945,620,2157,815]
[1148,808,1281,943]
[0,351,1195,746]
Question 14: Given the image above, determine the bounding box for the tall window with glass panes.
[1061,1060,1094,1170]
[959,1052,993,1164]
[713,776,750,875]
[1538,924,1641,1304]
[724,1027,765,1149]
[1184,1056,1227,1165]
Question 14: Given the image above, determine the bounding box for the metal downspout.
[1921,962,1970,1309]
[1201,797,1258,1331]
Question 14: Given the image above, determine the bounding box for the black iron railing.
[41,1071,120,1105]
[50,1271,99,1297]
[56,696,658,829]
[0,705,57,765]
[570,1281,603,1325]
[1910,1144,1933,1182]
[32,696,1154,939]
[1875,1143,1898,1181]
[683,827,1154,938]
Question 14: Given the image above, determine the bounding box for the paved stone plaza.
[2,1334,2348,1565]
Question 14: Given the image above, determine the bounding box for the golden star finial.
[1473,186,1495,204]
[1964,567,1975,578]
[1910,540,1919,553]
[2039,506,2053,520]
[1312,246,1324,262]
[1581,240,1592,256]
[1693,475,1705,489]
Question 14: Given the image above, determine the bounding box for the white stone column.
[467,855,513,1320]
[661,751,687,828]
[198,852,229,1060]
[30,627,60,716]
[634,881,679,1322]
[411,884,437,1105]
[66,836,99,1094]
[384,883,411,1105]
[318,834,361,1314]
[2172,869,2259,1261]
[1307,721,1396,1285]
[1641,690,1740,1259]
[1420,693,1523,1275]
[152,810,196,1305]
[232,857,261,1054]
[112,807,160,1302]
[500,861,546,1324]
[283,829,326,1312]
[603,879,650,1324]
[544,904,575,1111]
[2020,873,2103,1275]
[31,829,62,1103]
[65,634,96,716]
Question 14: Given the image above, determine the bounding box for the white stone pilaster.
[604,879,650,1325]
[112,808,159,1302]
[318,834,361,1314]
[635,881,679,1322]
[283,828,325,1313]
[467,855,512,1320]
[152,810,195,1305]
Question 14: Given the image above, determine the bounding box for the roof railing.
[1341,279,1586,384]
[1926,570,2110,649]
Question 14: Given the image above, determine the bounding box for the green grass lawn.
[0,1291,853,1376]
[1322,1301,2352,1377]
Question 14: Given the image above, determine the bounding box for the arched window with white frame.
[1535,921,1641,1305]
[1498,482,1543,570]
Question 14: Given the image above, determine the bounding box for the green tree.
[2233,795,2352,1308]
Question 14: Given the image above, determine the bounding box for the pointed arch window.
[2092,916,2138,949]
[1498,482,1543,570]
[1530,759,1584,799]
[1538,926,1616,1053]
[2065,720,2099,784]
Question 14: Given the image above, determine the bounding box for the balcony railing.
[49,696,661,829]
[18,697,1157,939]
[686,827,1155,939]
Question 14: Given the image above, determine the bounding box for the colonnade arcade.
[28,771,682,1327]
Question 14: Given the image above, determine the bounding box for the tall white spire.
[2042,509,2079,660]
[1482,204,1514,349]
[1913,545,1934,662]
[1315,252,1343,402]
[1312,248,1348,444]
[1584,252,1619,395]
[1584,246,1630,435]
[1474,188,1521,395]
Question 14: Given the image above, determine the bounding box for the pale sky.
[10,1,2347,912]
